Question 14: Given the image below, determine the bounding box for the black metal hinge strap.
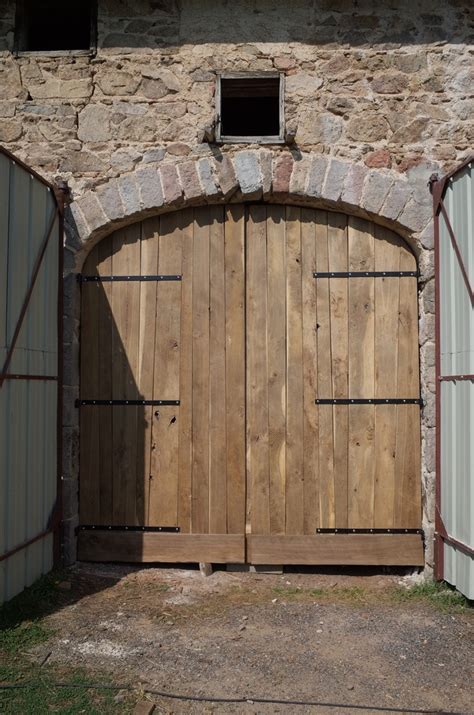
[76,399,180,407]
[79,274,182,282]
[315,398,422,405]
[80,525,180,532]
[313,271,418,278]
[316,528,423,535]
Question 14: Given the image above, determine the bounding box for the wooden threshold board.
[78,532,245,563]
[247,534,424,566]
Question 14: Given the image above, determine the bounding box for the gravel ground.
[30,564,473,715]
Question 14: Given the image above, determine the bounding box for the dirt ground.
[27,564,473,715]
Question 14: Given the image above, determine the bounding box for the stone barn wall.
[0,0,472,570]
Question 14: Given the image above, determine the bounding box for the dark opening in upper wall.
[217,74,284,144]
[15,0,97,53]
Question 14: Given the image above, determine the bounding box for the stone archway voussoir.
[67,149,430,253]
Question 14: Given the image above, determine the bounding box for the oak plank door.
[79,207,246,563]
[79,205,423,565]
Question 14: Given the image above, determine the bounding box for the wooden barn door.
[245,206,423,565]
[79,204,423,566]
[78,206,246,563]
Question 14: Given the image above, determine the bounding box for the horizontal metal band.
[313,271,418,278]
[76,399,180,407]
[2,373,57,381]
[79,274,182,282]
[439,374,474,382]
[80,525,180,533]
[315,398,422,405]
[316,528,423,535]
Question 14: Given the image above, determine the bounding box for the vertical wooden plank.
[111,224,141,525]
[209,206,227,534]
[246,205,270,535]
[285,206,304,535]
[395,245,421,527]
[149,213,182,527]
[177,209,194,533]
[328,213,349,528]
[192,207,211,533]
[80,245,100,524]
[315,212,334,528]
[301,209,319,534]
[267,205,287,535]
[373,226,401,528]
[137,219,159,526]
[95,238,113,524]
[348,218,375,528]
[225,205,246,535]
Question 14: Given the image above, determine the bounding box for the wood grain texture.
[225,205,246,534]
[209,206,227,534]
[78,532,245,563]
[285,206,304,534]
[314,213,335,528]
[301,210,319,534]
[348,218,375,528]
[247,534,424,565]
[192,208,211,533]
[266,205,287,535]
[246,205,270,534]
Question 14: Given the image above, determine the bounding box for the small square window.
[216,74,284,144]
[15,0,96,54]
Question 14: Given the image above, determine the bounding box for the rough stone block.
[418,220,434,251]
[197,158,220,198]
[66,203,90,244]
[159,163,183,205]
[380,181,412,221]
[118,174,142,216]
[136,166,164,210]
[96,180,125,222]
[361,171,394,214]
[289,154,311,196]
[399,198,432,233]
[233,151,262,199]
[322,158,348,203]
[178,161,203,201]
[306,156,328,198]
[272,153,294,195]
[75,193,107,236]
[259,149,273,196]
[213,155,238,198]
[78,104,112,142]
[341,163,368,206]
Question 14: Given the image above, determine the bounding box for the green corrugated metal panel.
[439,161,474,600]
[0,150,59,605]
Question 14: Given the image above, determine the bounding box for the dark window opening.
[219,76,282,140]
[15,0,95,52]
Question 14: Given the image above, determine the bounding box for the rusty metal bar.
[438,374,474,382]
[0,206,59,390]
[2,374,58,381]
[439,200,474,305]
[433,175,444,582]
[0,527,53,563]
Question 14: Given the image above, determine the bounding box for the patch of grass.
[272,585,303,598]
[0,573,66,654]
[392,581,471,611]
[0,664,132,714]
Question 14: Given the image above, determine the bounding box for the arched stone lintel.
[66,150,434,275]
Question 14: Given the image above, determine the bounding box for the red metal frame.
[0,146,64,568]
[432,155,474,581]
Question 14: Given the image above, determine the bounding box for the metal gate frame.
[431,155,474,582]
[0,146,66,568]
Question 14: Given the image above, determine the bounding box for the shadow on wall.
[97,0,472,48]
